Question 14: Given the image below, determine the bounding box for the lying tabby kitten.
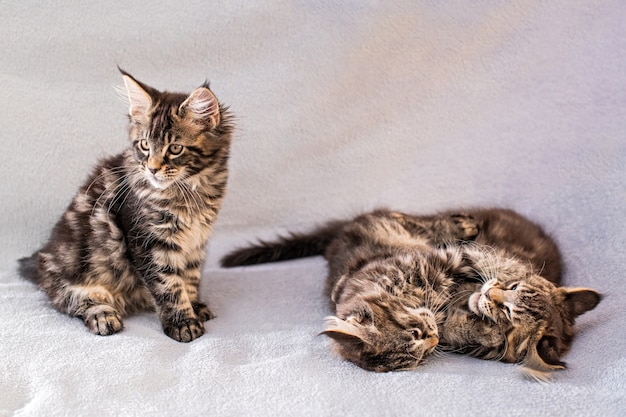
[222,208,601,379]
[435,210,601,380]
[19,69,233,342]
[226,209,480,371]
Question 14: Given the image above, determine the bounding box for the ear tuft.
[521,366,556,383]
[121,72,153,121]
[180,87,220,128]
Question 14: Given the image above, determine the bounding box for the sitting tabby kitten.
[221,208,601,379]
[19,69,233,342]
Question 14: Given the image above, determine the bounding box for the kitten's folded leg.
[60,284,125,336]
[448,214,479,241]
[83,306,124,336]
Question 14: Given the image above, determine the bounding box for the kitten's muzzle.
[426,335,439,351]
[484,288,505,304]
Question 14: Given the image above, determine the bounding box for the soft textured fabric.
[1,1,624,416]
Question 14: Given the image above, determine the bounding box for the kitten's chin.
[147,176,173,190]
[468,292,500,323]
[468,292,482,316]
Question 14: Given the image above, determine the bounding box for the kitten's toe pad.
[193,302,215,322]
[84,308,123,336]
[164,317,205,343]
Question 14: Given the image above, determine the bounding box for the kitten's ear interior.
[321,316,367,348]
[535,335,566,368]
[180,87,220,128]
[563,288,602,317]
[121,73,153,121]
[522,336,566,382]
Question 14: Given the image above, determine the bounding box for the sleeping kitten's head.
[468,274,601,380]
[119,69,232,190]
[322,293,439,372]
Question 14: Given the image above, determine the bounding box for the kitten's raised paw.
[163,317,205,343]
[451,214,479,240]
[192,302,215,322]
[84,309,124,336]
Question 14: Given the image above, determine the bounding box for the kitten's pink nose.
[485,288,504,304]
[149,167,159,174]
[426,334,439,349]
[427,335,439,350]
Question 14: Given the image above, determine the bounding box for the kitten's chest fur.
[102,150,226,251]
[127,184,216,250]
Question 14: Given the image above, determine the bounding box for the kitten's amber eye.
[138,139,150,152]
[410,329,423,339]
[168,144,184,156]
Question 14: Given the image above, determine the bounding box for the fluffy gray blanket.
[1,1,624,416]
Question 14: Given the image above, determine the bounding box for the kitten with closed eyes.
[222,208,601,379]
[19,69,233,342]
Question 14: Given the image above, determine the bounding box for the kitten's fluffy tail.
[18,253,39,284]
[220,220,346,267]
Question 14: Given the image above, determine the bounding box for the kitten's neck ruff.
[124,151,228,203]
[142,176,222,207]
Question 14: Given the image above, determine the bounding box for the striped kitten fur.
[19,69,233,342]
[221,209,601,379]
[224,209,482,371]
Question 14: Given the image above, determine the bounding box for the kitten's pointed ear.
[120,71,153,121]
[563,288,602,317]
[522,336,565,383]
[180,86,220,128]
[321,316,367,347]
[535,335,566,368]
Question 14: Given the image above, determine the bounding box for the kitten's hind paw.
[451,214,479,240]
[193,302,215,322]
[84,308,124,336]
[163,317,205,343]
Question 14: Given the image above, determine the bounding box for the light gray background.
[1,1,624,416]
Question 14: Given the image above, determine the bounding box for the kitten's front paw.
[163,317,205,343]
[451,214,479,240]
[193,302,215,322]
[84,309,124,336]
